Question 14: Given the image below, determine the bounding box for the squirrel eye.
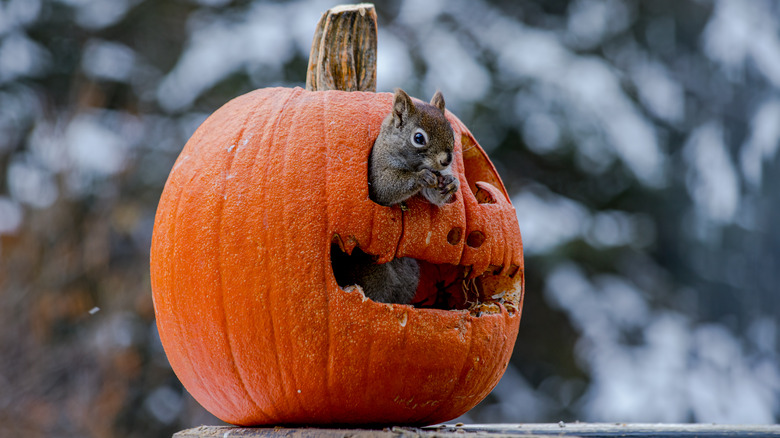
[411,129,428,147]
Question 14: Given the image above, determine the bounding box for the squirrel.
[333,89,457,305]
[368,88,458,207]
[331,246,420,305]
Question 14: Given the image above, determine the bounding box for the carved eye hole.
[411,128,428,147]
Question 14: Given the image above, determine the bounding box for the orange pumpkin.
[150,87,524,426]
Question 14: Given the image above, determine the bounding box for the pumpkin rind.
[151,87,523,425]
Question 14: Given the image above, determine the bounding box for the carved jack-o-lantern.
[150,87,524,426]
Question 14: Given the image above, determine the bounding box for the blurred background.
[1,0,779,436]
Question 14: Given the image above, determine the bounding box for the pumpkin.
[150,87,524,426]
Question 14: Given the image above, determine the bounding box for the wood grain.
[306,3,377,92]
[175,423,780,438]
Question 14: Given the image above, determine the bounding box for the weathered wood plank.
[174,423,780,438]
[460,423,780,436]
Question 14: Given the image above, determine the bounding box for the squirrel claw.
[439,174,457,194]
[419,169,438,188]
[438,173,456,185]
[441,183,457,197]
[437,174,458,202]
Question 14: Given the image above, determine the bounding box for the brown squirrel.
[333,89,457,305]
[331,246,420,305]
[368,88,458,207]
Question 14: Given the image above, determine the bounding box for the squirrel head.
[386,88,455,172]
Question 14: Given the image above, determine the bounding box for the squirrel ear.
[393,88,415,127]
[430,91,446,114]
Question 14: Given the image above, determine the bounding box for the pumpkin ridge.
[324,291,336,423]
[480,311,515,403]
[363,313,377,418]
[166,145,231,418]
[320,90,336,423]
[364,112,381,259]
[207,94,269,422]
[278,89,305,419]
[267,87,304,420]
[242,87,297,422]
[323,90,350,423]
[419,313,475,424]
[164,107,258,420]
[282,87,339,421]
[216,102,271,423]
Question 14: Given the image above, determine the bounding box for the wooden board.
[174,423,780,438]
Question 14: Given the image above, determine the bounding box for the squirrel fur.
[368,88,458,207]
[331,247,420,305]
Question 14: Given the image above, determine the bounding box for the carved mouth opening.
[330,245,522,316]
[336,131,522,316]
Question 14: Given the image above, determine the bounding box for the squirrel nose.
[439,152,452,167]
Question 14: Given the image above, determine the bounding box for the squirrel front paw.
[417,168,438,188]
[421,173,459,206]
[437,173,458,198]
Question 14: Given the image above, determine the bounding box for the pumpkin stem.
[306,3,378,92]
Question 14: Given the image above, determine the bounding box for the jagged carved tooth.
[344,235,359,254]
[331,234,346,253]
